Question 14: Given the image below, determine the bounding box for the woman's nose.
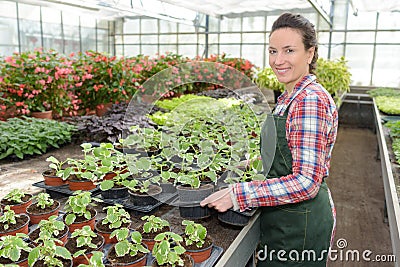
[273,52,285,65]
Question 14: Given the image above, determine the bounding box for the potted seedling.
[138,215,170,251]
[26,192,61,224]
[107,228,150,267]
[0,206,30,237]
[28,215,69,246]
[151,170,178,194]
[28,237,72,267]
[0,189,32,214]
[74,251,105,267]
[151,232,193,267]
[126,179,162,207]
[94,204,131,244]
[43,156,69,186]
[0,233,32,266]
[123,126,162,157]
[181,220,213,263]
[98,169,131,199]
[65,225,104,266]
[63,191,101,233]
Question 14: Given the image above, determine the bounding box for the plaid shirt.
[232,75,338,211]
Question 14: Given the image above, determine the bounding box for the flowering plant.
[0,48,78,117]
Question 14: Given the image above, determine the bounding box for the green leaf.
[55,246,72,259]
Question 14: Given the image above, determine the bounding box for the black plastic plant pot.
[179,205,211,220]
[160,182,176,194]
[176,184,214,203]
[217,209,251,227]
[100,186,128,199]
[128,185,162,206]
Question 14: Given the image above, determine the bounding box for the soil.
[0,214,28,232]
[182,236,213,251]
[29,225,68,242]
[107,246,147,264]
[26,200,59,214]
[137,225,170,240]
[0,194,32,205]
[64,208,96,223]
[95,219,131,233]
[0,250,29,264]
[65,234,103,254]
[32,258,72,267]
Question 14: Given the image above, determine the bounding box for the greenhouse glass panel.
[242,33,265,44]
[220,33,241,44]
[115,35,124,45]
[124,19,140,34]
[178,23,196,33]
[219,45,240,58]
[331,32,346,44]
[318,31,330,44]
[0,1,16,18]
[63,25,80,53]
[81,27,96,52]
[124,35,140,44]
[160,34,177,44]
[208,44,218,56]
[347,11,376,30]
[141,19,158,33]
[347,32,375,43]
[18,3,39,20]
[19,20,42,50]
[97,29,109,53]
[242,16,265,32]
[178,34,198,44]
[178,45,197,58]
[160,21,177,33]
[124,45,140,56]
[345,45,374,85]
[0,17,17,55]
[329,44,345,60]
[378,12,400,30]
[266,15,279,30]
[42,22,63,51]
[115,45,123,56]
[377,32,400,43]
[141,35,158,44]
[373,45,400,87]
[80,16,95,28]
[159,45,178,55]
[332,1,347,30]
[62,13,80,26]
[97,20,109,30]
[142,44,158,56]
[221,17,241,32]
[208,16,219,32]
[207,34,219,43]
[242,45,264,68]
[41,7,61,23]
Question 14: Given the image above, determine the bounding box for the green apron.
[257,106,334,267]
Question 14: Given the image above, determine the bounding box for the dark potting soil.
[0,215,28,232]
[26,201,59,214]
[0,194,31,205]
[152,253,193,267]
[65,234,103,254]
[95,219,131,233]
[0,250,29,264]
[107,246,147,264]
[182,236,213,251]
[42,169,57,176]
[32,258,72,267]
[137,225,170,240]
[65,208,96,223]
[29,225,68,242]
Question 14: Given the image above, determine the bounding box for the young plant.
[76,251,105,267]
[2,189,27,204]
[0,206,19,230]
[182,220,207,248]
[152,232,186,266]
[176,172,201,189]
[63,190,101,225]
[126,179,152,194]
[46,156,70,179]
[33,215,66,242]
[32,192,54,209]
[109,228,149,259]
[69,225,99,258]
[141,215,169,234]
[101,204,131,230]
[28,238,72,267]
[0,233,32,263]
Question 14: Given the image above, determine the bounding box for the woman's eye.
[269,50,276,55]
[286,49,294,53]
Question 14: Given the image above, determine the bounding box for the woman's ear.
[307,47,315,64]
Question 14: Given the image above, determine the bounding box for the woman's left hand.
[200,187,233,212]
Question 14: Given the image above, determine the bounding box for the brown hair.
[270,13,318,74]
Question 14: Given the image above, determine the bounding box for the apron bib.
[257,107,334,267]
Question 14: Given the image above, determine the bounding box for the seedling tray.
[96,192,178,216]
[32,181,100,198]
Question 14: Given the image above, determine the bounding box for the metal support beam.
[307,0,332,26]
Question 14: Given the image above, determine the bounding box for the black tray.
[96,192,178,216]
[32,181,100,198]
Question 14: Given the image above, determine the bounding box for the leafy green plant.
[2,189,27,204]
[141,215,169,234]
[253,67,284,92]
[28,238,71,267]
[110,228,149,259]
[152,232,186,266]
[63,191,101,225]
[100,204,131,230]
[126,179,152,194]
[182,220,208,248]
[0,206,19,230]
[0,117,76,159]
[374,96,400,115]
[32,215,66,242]
[367,87,400,97]
[69,225,99,258]
[76,251,105,267]
[0,233,32,263]
[32,192,54,209]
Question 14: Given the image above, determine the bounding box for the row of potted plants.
[0,188,213,266]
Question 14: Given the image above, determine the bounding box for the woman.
[201,13,338,266]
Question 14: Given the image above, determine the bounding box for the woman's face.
[269,27,314,92]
